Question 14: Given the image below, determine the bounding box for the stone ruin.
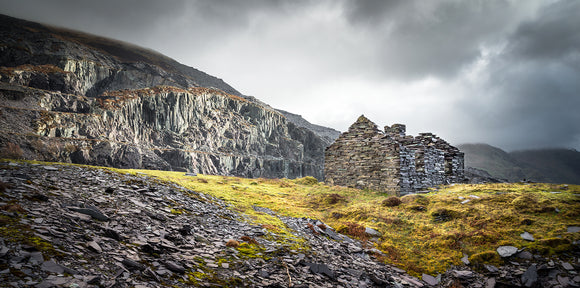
[324,115,465,196]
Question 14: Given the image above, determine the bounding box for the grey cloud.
[456,0,580,150]
[343,0,522,79]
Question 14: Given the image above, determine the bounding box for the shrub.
[225,239,240,248]
[382,196,402,207]
[240,236,259,245]
[336,222,367,239]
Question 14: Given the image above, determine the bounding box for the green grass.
[2,159,579,276]
[122,169,579,276]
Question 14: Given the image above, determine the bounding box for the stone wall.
[325,116,464,195]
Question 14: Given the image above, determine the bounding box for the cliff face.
[0,14,327,179]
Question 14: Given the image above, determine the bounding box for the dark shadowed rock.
[304,262,335,279]
[40,260,64,273]
[67,207,109,221]
[521,264,537,287]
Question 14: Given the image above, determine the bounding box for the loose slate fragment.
[497,246,518,257]
[68,207,109,221]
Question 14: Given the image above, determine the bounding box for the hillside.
[1,160,579,287]
[458,144,580,184]
[0,14,334,179]
[511,149,580,185]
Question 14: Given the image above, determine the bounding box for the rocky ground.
[0,161,578,287]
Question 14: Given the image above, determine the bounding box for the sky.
[1,0,579,151]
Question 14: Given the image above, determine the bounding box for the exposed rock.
[568,226,580,233]
[365,227,382,237]
[422,274,438,286]
[521,232,535,241]
[0,14,331,180]
[521,264,537,287]
[497,246,519,257]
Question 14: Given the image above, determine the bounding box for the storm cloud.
[1,0,578,151]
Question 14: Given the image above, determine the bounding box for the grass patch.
[119,168,580,276]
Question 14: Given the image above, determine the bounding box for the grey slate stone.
[520,232,535,241]
[497,246,518,257]
[422,274,438,286]
[521,264,537,288]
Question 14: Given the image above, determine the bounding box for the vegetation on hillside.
[119,169,580,276]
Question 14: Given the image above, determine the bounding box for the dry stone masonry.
[325,116,465,195]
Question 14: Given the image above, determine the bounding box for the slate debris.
[0,161,578,288]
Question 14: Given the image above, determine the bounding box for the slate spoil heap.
[0,161,424,287]
[1,162,579,288]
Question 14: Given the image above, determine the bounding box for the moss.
[170,208,183,215]
[468,251,503,266]
[293,176,318,186]
[530,238,572,255]
[236,242,269,259]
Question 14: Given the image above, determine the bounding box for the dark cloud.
[507,0,580,62]
[456,0,580,150]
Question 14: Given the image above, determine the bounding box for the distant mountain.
[511,149,580,184]
[458,143,580,184]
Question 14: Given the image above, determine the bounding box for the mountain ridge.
[458,143,580,184]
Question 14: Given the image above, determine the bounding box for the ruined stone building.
[324,116,465,195]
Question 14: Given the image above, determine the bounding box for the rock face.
[325,116,465,195]
[0,14,329,179]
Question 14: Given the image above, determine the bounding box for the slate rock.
[41,260,65,273]
[562,262,574,270]
[0,246,9,257]
[453,270,474,279]
[121,258,146,271]
[461,254,470,265]
[103,228,122,241]
[521,264,537,288]
[516,251,533,260]
[365,227,382,237]
[497,246,518,257]
[422,274,438,286]
[87,241,102,253]
[165,261,185,274]
[568,226,580,233]
[304,262,335,279]
[68,207,109,221]
[520,232,535,241]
